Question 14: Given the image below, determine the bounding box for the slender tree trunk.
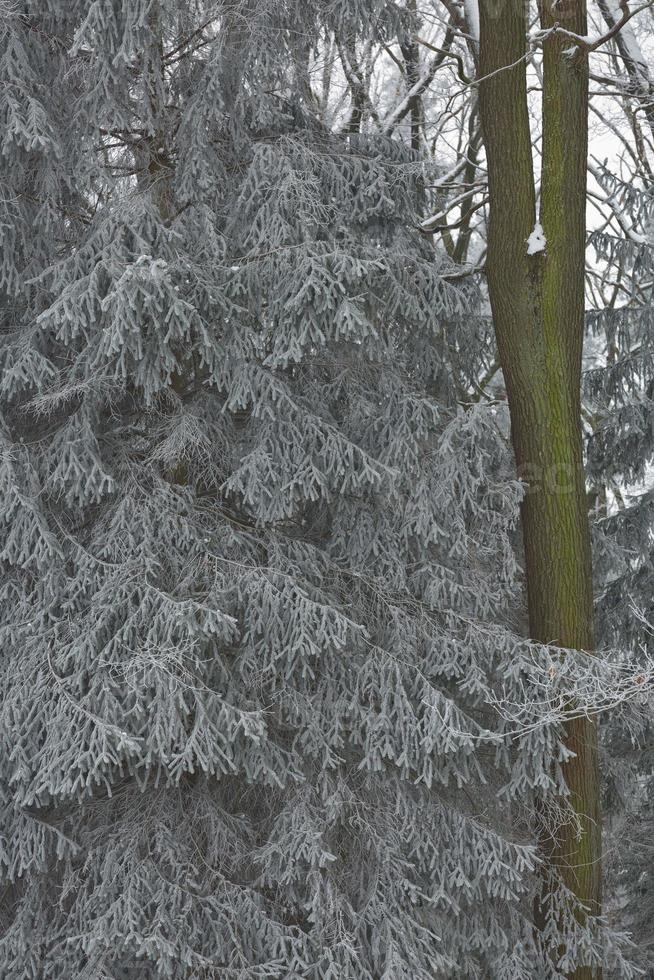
[401,0,423,152]
[477,2,601,976]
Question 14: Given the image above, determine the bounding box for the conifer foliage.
[0,2,638,978]
[585,167,654,971]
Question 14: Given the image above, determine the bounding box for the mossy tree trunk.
[477,2,601,976]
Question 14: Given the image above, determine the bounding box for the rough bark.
[477,2,601,976]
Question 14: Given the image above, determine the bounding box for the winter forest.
[3,0,654,977]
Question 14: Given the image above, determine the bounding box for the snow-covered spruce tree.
[0,2,637,977]
[582,164,654,971]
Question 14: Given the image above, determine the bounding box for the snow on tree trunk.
[478,2,602,976]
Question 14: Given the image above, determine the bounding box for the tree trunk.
[477,2,601,976]
[401,0,423,152]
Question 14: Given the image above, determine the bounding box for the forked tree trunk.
[477,2,601,976]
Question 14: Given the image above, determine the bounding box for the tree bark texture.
[477,3,601,977]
